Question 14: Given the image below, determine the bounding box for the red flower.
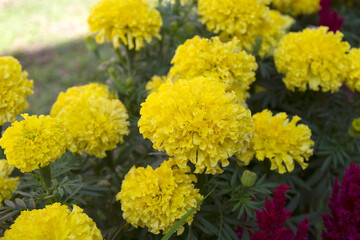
[318,0,344,32]
[251,185,309,240]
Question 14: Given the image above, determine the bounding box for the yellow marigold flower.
[145,75,168,95]
[274,27,350,93]
[138,77,254,174]
[238,109,314,174]
[51,83,130,158]
[0,56,33,125]
[0,114,66,173]
[116,158,203,235]
[258,10,295,57]
[346,48,360,92]
[2,203,103,240]
[50,83,112,116]
[271,0,320,16]
[169,36,258,103]
[197,0,270,51]
[88,0,162,50]
[0,160,19,206]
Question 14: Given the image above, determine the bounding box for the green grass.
[0,0,113,115]
[0,0,98,53]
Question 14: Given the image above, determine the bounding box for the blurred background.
[0,0,112,115]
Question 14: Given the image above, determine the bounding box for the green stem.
[0,125,2,139]
[174,0,181,15]
[124,46,135,76]
[115,48,125,65]
[39,164,52,190]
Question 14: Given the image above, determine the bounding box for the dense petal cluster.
[259,10,295,57]
[238,110,313,174]
[2,203,103,240]
[346,48,360,92]
[117,159,203,235]
[322,163,360,239]
[197,0,269,51]
[138,77,254,174]
[51,83,130,158]
[197,0,293,56]
[0,114,66,173]
[274,27,350,92]
[0,56,33,125]
[0,160,19,206]
[88,0,162,50]
[169,36,258,102]
[271,0,320,16]
[252,185,309,240]
[145,75,167,95]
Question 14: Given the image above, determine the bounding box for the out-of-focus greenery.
[1,0,360,240]
[0,0,97,53]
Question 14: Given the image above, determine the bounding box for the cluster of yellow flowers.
[197,0,294,56]
[0,160,19,206]
[0,56,33,125]
[51,83,130,158]
[88,0,162,50]
[169,36,258,103]
[237,110,314,174]
[145,75,168,94]
[346,48,360,92]
[0,114,67,173]
[275,27,351,93]
[117,159,202,235]
[139,77,254,174]
[271,0,320,16]
[2,203,103,240]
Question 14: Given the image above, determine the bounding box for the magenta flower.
[251,185,309,240]
[318,0,344,32]
[322,163,360,240]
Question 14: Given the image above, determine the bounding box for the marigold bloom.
[0,114,66,173]
[2,202,103,240]
[145,75,167,95]
[346,48,360,92]
[271,0,320,16]
[197,0,269,51]
[238,110,313,174]
[169,36,257,102]
[0,160,19,206]
[117,159,203,235]
[88,0,162,50]
[139,77,254,174]
[0,56,33,125]
[322,163,360,239]
[252,185,309,239]
[274,27,350,93]
[259,10,294,57]
[51,83,130,158]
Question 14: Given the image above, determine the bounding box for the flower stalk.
[39,164,52,190]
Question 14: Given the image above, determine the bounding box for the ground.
[0,0,112,114]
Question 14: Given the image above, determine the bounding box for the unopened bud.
[349,118,360,138]
[241,170,257,187]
